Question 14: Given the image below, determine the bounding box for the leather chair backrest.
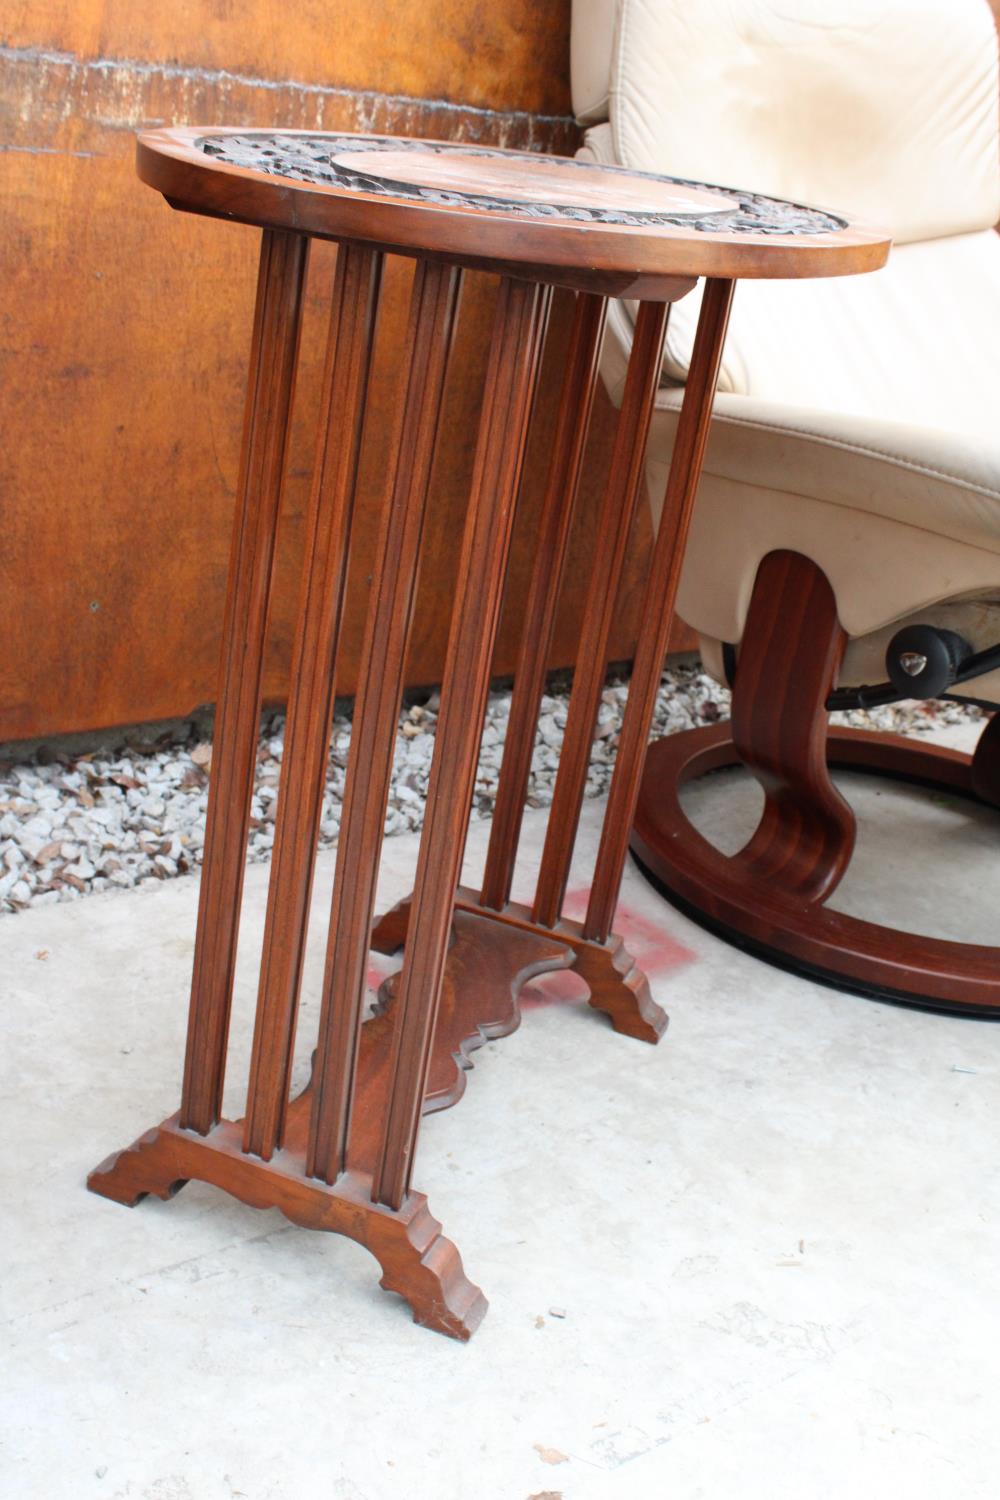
[571,0,1000,244]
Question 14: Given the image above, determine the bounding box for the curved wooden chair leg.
[631,565,1000,1013]
[633,725,1000,1012]
[970,711,1000,809]
[730,550,856,901]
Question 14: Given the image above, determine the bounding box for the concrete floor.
[4,722,1000,1499]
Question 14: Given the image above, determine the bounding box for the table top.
[137,127,890,294]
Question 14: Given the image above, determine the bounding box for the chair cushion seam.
[687,478,1000,558]
[698,408,1000,504]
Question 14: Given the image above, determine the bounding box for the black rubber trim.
[630,847,1000,1019]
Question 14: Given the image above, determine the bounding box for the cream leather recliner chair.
[572,0,1000,1010]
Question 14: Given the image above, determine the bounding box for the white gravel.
[0,664,982,914]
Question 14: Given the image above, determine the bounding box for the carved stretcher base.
[372,886,668,1044]
[631,723,1000,1016]
[88,910,572,1339]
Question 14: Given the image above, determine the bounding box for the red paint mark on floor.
[365,954,398,997]
[362,891,694,1015]
[560,887,697,976]
[520,888,697,1011]
[518,968,591,1011]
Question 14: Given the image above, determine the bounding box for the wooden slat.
[479,290,607,912]
[584,279,735,942]
[179,228,308,1136]
[530,300,669,930]
[242,243,383,1160]
[372,276,550,1210]
[307,259,462,1184]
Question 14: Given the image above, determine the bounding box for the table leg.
[373,285,733,1040]
[180,228,309,1135]
[478,291,608,913]
[530,300,669,933]
[583,278,735,942]
[89,263,563,1341]
[242,242,383,1161]
[305,258,462,1185]
[372,275,551,1212]
[373,298,673,1040]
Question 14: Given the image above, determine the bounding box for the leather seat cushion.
[574,0,1000,245]
[583,121,1000,437]
[644,389,1000,643]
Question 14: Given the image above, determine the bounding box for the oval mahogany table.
[87,127,890,1339]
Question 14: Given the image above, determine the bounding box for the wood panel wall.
[0,3,679,742]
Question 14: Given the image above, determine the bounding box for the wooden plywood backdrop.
[0,2,691,742]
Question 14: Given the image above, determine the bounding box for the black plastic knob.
[885,625,972,699]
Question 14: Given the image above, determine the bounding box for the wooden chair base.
[632,722,1000,1015]
[88,911,571,1340]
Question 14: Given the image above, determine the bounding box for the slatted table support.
[87,128,889,1339]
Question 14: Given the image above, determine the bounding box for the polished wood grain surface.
[307,260,461,1186]
[632,551,1000,1015]
[89,907,574,1340]
[373,276,550,1211]
[728,551,856,903]
[583,278,735,943]
[331,147,739,214]
[180,229,308,1137]
[479,290,607,913]
[89,134,885,1338]
[140,127,891,286]
[243,242,383,1161]
[532,300,669,929]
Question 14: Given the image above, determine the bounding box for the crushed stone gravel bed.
[0,664,983,914]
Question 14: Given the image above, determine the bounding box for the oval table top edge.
[136,126,892,288]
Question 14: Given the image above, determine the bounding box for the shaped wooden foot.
[88,1115,487,1340]
[372,889,667,1043]
[89,910,567,1339]
[569,930,666,1042]
[88,1126,190,1206]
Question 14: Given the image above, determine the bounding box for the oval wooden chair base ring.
[632,723,1000,1017]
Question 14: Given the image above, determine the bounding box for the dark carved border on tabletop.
[198,133,847,237]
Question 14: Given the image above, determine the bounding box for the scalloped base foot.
[569,931,667,1042]
[372,887,668,1043]
[88,909,570,1340]
[88,1115,487,1340]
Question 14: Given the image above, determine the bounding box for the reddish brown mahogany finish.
[307,259,462,1185]
[373,276,551,1211]
[584,278,735,942]
[181,228,308,1136]
[137,127,891,287]
[729,550,856,902]
[480,290,608,912]
[373,887,667,1042]
[971,711,1000,809]
[244,242,382,1161]
[90,133,888,1337]
[632,552,1000,1013]
[532,300,669,929]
